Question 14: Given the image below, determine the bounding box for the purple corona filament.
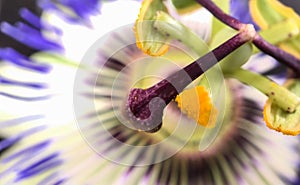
[38,0,101,25]
[0,126,46,152]
[19,8,44,29]
[19,8,62,35]
[0,7,62,74]
[0,22,62,51]
[59,0,100,18]
[0,75,46,89]
[16,153,62,182]
[1,140,50,163]
[0,115,44,128]
[0,48,51,72]
[0,92,50,101]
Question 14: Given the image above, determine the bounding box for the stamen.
[263,79,300,136]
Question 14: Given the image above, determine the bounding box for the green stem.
[229,68,300,113]
[195,0,300,74]
[154,10,224,99]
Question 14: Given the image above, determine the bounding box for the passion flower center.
[126,27,255,132]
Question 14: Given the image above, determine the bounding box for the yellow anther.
[263,99,300,136]
[175,86,218,128]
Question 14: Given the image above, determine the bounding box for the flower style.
[0,0,300,185]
